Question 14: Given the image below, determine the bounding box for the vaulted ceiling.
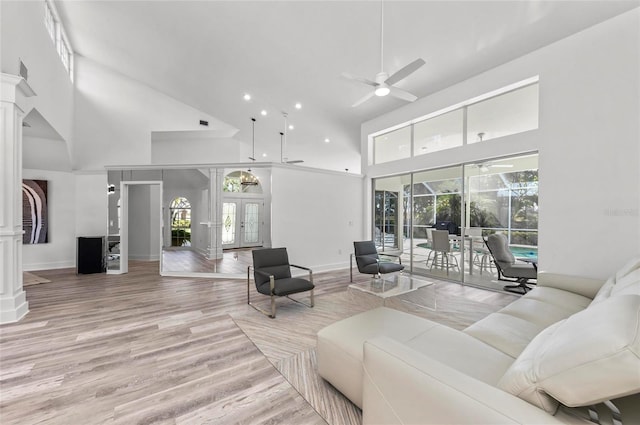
[56,1,639,172]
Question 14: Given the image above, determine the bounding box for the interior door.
[222,198,263,249]
[239,199,263,247]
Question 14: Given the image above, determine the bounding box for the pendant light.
[241,117,258,186]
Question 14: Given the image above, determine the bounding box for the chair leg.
[310,288,315,308]
[425,250,434,267]
[503,279,531,294]
[429,252,439,270]
[271,295,276,318]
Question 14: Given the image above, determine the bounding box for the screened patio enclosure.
[373,153,538,291]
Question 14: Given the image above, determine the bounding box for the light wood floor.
[162,248,254,274]
[1,263,517,424]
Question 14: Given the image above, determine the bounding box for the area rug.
[231,281,515,425]
[23,272,51,286]
[231,291,367,425]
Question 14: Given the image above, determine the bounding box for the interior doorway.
[113,181,163,275]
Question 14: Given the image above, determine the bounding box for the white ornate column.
[1,73,35,323]
[206,168,224,260]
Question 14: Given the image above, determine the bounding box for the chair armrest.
[537,272,605,299]
[290,264,313,282]
[378,253,402,264]
[362,336,565,425]
[253,269,273,280]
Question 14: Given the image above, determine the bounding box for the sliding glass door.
[372,153,538,290]
[373,175,411,252]
[410,166,463,281]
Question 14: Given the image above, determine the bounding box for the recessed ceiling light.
[295,102,302,110]
[288,124,294,130]
[324,138,330,143]
[262,153,267,158]
[261,110,267,116]
[243,93,251,101]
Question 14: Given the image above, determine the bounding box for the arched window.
[223,171,262,193]
[170,197,191,247]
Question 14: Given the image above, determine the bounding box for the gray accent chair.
[247,247,314,318]
[485,233,537,294]
[353,240,404,279]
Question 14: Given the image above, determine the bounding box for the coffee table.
[348,273,434,307]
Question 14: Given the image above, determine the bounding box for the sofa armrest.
[536,272,605,299]
[362,336,566,425]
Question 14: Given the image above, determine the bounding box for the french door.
[222,198,263,249]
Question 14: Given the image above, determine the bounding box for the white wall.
[362,9,640,279]
[270,165,364,271]
[23,136,72,172]
[73,57,238,170]
[152,131,241,165]
[22,171,107,271]
[75,172,108,238]
[22,169,76,270]
[0,1,74,146]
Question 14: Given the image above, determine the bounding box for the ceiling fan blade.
[384,58,426,86]
[342,72,377,87]
[286,160,304,164]
[389,86,418,102]
[351,91,375,107]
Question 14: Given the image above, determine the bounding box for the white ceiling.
[55,0,639,172]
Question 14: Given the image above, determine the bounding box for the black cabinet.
[77,236,105,274]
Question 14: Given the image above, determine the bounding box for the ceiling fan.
[343,0,425,107]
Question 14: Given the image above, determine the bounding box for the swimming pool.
[510,246,538,259]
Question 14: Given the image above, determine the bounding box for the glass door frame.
[371,152,538,287]
[222,197,264,249]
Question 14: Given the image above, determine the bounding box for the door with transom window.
[222,198,263,249]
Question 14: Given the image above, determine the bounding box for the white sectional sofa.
[317,257,640,424]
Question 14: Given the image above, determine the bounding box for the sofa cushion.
[463,312,543,358]
[524,287,592,312]
[611,268,640,296]
[497,321,564,413]
[316,307,438,408]
[593,262,640,304]
[591,276,616,304]
[497,296,586,330]
[498,294,640,410]
[404,324,514,386]
[616,257,640,281]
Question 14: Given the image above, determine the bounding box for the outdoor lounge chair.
[485,233,537,294]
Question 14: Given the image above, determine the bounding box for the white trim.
[369,76,539,139]
[104,162,364,179]
[118,181,164,275]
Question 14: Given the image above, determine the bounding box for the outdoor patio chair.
[485,233,537,294]
[429,230,459,275]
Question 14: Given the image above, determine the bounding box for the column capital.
[1,73,36,104]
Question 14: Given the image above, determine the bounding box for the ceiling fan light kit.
[344,0,425,107]
[374,84,390,97]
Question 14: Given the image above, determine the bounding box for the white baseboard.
[23,261,75,271]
